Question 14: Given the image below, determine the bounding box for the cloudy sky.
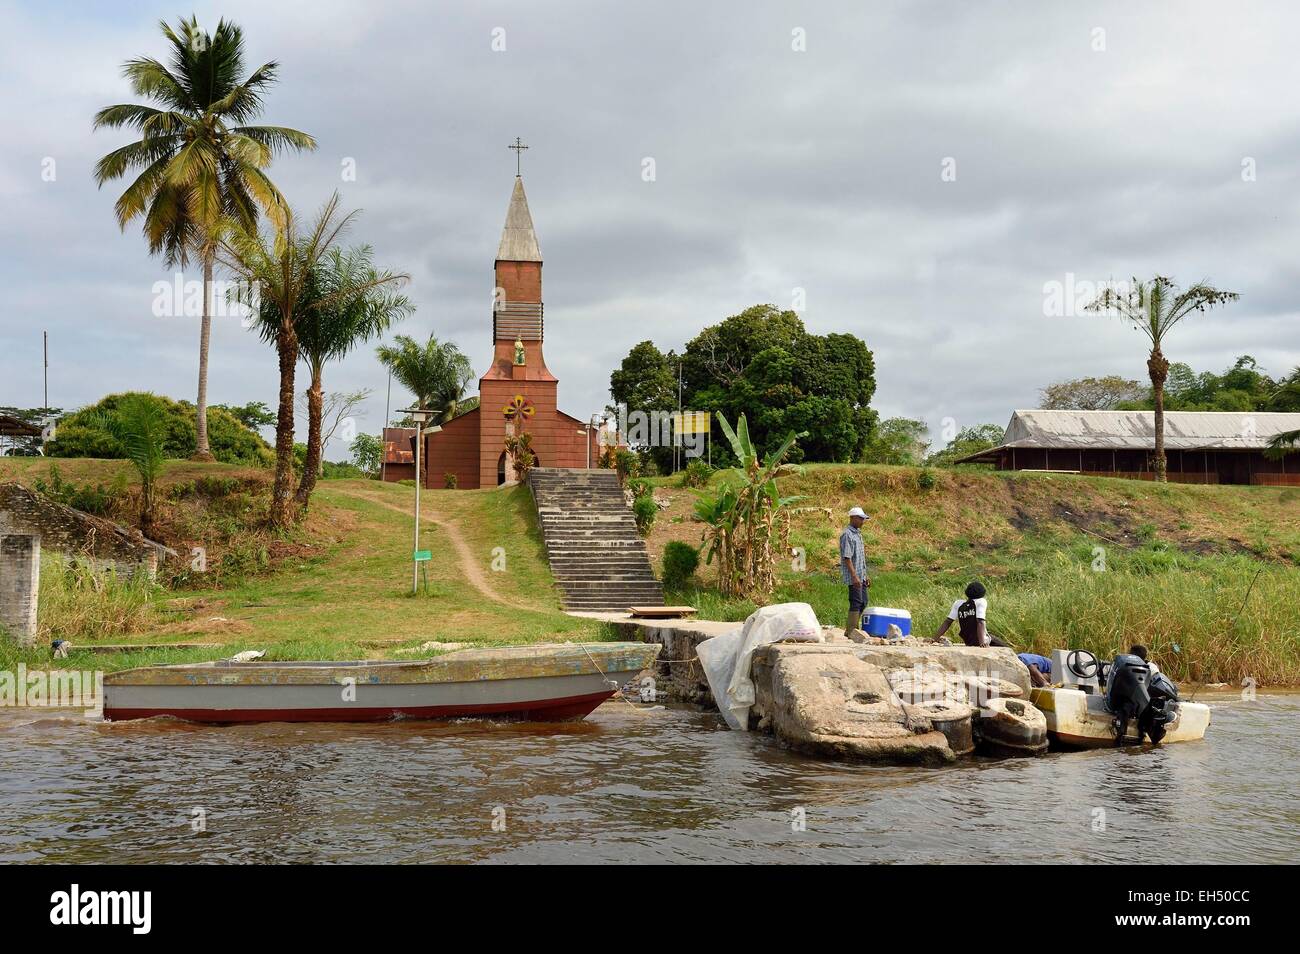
[2,0,1297,454]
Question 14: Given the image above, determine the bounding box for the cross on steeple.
[508,137,529,176]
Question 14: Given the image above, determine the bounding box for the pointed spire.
[496,177,542,262]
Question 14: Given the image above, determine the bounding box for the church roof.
[496,177,542,263]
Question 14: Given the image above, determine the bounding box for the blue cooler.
[863,607,912,637]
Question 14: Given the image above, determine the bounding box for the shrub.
[661,540,700,588]
[632,495,657,536]
[840,473,858,492]
[680,459,713,488]
[46,392,273,465]
[917,469,938,490]
[627,477,653,500]
[613,448,639,484]
[444,472,458,489]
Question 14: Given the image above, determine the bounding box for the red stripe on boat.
[104,689,616,724]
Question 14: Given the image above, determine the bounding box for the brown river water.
[1,693,1295,864]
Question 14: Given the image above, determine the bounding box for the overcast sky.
[2,0,1297,454]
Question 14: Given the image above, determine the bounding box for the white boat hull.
[1030,686,1210,748]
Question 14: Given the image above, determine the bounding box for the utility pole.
[43,331,48,410]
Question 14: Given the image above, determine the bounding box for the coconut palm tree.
[219,193,372,527]
[93,15,315,461]
[293,247,413,507]
[1085,277,1238,481]
[375,335,475,423]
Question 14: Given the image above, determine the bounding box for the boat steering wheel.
[1066,649,1100,679]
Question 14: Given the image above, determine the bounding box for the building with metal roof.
[958,409,1300,485]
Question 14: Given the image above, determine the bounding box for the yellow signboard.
[673,411,710,434]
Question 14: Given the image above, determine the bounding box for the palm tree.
[96,394,169,538]
[293,247,413,507]
[1085,276,1238,481]
[375,335,475,423]
[218,193,363,527]
[93,15,315,461]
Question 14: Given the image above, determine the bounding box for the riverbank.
[1,458,1295,686]
[641,464,1299,686]
[0,459,605,675]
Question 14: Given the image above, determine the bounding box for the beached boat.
[102,643,661,724]
[1030,685,1210,748]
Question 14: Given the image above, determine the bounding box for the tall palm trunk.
[294,362,325,508]
[1148,346,1170,482]
[271,325,299,527]
[193,246,216,461]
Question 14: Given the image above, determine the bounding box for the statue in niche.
[514,337,526,366]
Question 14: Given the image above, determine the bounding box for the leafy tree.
[926,424,1005,467]
[293,243,412,506]
[1085,277,1239,481]
[349,433,383,475]
[1269,367,1300,412]
[215,401,275,430]
[1039,376,1146,410]
[613,304,876,466]
[609,340,677,473]
[93,16,315,460]
[375,334,475,423]
[862,417,929,465]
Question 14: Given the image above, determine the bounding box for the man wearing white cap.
[840,506,870,639]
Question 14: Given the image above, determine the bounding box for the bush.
[46,392,273,465]
[632,495,657,536]
[661,540,700,588]
[613,448,639,484]
[627,477,653,499]
[840,473,858,492]
[917,469,938,490]
[680,459,713,488]
[444,472,458,489]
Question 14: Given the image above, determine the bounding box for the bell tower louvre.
[392,149,599,490]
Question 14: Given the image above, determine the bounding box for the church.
[381,164,599,488]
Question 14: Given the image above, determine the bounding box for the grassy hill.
[642,464,1299,685]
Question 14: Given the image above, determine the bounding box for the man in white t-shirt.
[931,581,1009,647]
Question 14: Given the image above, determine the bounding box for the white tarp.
[695,602,823,730]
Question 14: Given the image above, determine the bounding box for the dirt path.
[333,487,540,612]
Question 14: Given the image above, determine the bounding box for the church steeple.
[496,177,542,263]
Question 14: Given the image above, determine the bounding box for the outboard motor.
[1105,654,1179,744]
[1141,671,1182,744]
[1105,653,1151,744]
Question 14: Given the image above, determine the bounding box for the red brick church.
[382,170,598,488]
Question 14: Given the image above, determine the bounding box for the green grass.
[0,470,606,674]
[650,462,1300,686]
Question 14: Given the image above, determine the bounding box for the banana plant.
[695,412,807,597]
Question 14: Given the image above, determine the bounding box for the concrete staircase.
[527,468,665,612]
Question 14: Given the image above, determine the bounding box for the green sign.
[413,550,432,562]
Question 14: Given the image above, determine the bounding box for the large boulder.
[753,648,954,764]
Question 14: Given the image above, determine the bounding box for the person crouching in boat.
[1017,652,1053,687]
[931,581,1010,648]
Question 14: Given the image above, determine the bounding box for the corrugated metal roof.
[995,409,1300,451]
[496,177,541,262]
